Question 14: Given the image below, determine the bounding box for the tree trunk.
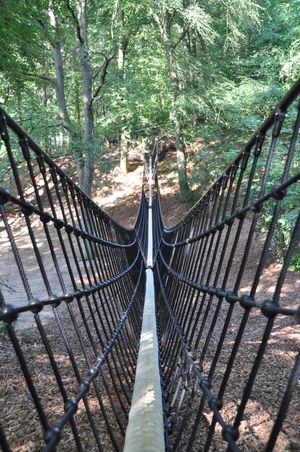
[172,92,189,196]
[81,59,94,197]
[78,0,94,197]
[166,43,189,198]
[74,79,84,186]
[117,0,128,174]
[154,8,189,200]
[49,5,84,185]
[43,82,50,151]
[120,127,128,174]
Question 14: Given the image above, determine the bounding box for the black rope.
[0,107,147,451]
[153,81,300,450]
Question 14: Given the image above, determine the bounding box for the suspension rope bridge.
[0,79,300,451]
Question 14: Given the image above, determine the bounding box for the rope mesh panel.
[153,81,300,450]
[0,77,300,451]
[0,107,147,451]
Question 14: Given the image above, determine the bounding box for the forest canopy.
[0,0,299,197]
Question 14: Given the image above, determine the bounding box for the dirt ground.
[0,155,299,451]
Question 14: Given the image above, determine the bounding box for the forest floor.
[0,149,299,451]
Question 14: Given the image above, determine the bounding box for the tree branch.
[65,0,83,44]
[62,123,77,136]
[91,51,117,104]
[25,0,47,29]
[167,10,176,30]
[151,11,165,36]
[93,51,115,80]
[24,72,56,85]
[174,28,188,49]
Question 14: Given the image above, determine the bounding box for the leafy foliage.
[0,0,299,262]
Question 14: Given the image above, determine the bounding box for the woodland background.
[0,0,299,265]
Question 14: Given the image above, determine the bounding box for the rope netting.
[0,108,147,451]
[0,78,300,452]
[153,80,300,450]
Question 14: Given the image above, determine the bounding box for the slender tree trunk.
[120,127,128,174]
[117,0,128,174]
[74,79,84,186]
[53,36,85,182]
[171,91,189,195]
[73,0,96,261]
[78,0,94,197]
[75,80,81,124]
[16,84,22,123]
[154,8,189,199]
[43,83,50,151]
[80,41,94,196]
[165,43,189,198]
[49,5,84,185]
